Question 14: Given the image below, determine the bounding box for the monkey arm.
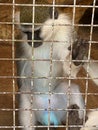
[64,38,89,78]
[70,38,89,66]
[83,61,98,86]
[71,37,98,86]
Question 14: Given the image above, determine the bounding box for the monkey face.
[23,29,43,48]
[22,8,59,48]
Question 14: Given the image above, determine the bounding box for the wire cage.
[0,0,98,130]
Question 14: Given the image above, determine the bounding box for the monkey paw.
[69,38,89,66]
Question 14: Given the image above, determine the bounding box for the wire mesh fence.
[0,0,98,130]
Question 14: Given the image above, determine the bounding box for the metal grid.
[0,0,98,130]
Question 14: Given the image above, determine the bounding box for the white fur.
[19,94,35,130]
[83,61,98,86]
[80,111,98,130]
[40,14,74,60]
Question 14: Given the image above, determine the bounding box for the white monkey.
[80,110,98,130]
[15,11,85,130]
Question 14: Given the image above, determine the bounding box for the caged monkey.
[15,10,85,129]
[15,9,97,129]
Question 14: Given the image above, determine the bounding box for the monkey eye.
[49,8,58,19]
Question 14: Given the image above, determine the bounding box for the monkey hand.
[69,38,89,66]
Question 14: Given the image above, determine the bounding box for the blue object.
[42,111,59,126]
